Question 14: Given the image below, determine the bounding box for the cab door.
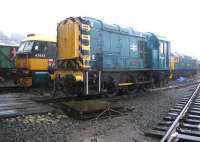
[159,41,165,69]
[159,41,169,69]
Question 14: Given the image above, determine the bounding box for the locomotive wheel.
[128,84,139,95]
[57,75,84,96]
[127,75,139,95]
[104,76,119,97]
[73,82,84,96]
[107,87,119,97]
[140,84,150,93]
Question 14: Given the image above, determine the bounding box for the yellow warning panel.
[57,19,80,60]
[16,58,48,71]
[29,58,48,70]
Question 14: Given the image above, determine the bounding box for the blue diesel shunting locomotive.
[56,17,171,95]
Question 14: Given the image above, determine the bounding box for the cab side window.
[33,41,47,57]
[159,42,164,55]
[46,42,56,58]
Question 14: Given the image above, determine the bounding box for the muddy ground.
[0,84,197,142]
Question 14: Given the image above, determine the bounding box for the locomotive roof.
[0,40,19,47]
[83,17,171,42]
[156,35,170,42]
[172,52,196,60]
[23,35,56,42]
[83,17,147,38]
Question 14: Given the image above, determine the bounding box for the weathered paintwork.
[83,17,170,71]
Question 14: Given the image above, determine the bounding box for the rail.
[160,83,200,142]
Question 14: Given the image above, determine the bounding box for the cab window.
[33,41,47,53]
[24,42,34,52]
[163,42,168,55]
[46,42,56,58]
[32,41,48,57]
[17,41,34,53]
[159,42,164,54]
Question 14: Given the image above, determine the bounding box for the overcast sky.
[0,0,199,58]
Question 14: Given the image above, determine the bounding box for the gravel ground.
[0,84,197,142]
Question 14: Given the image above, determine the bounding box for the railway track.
[0,86,27,93]
[0,80,199,120]
[149,79,200,92]
[146,83,200,142]
[1,78,199,94]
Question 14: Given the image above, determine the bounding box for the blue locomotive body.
[85,17,170,72]
[175,55,196,70]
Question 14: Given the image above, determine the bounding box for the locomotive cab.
[16,34,56,87]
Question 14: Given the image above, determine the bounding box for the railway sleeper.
[178,134,200,142]
[167,112,179,117]
[190,107,200,111]
[180,122,200,130]
[144,129,165,138]
[193,99,200,102]
[184,118,200,124]
[179,100,189,103]
[175,104,185,108]
[158,120,173,126]
[187,114,200,119]
[190,105,200,108]
[177,102,187,105]
[169,108,182,112]
[173,105,184,109]
[152,125,169,131]
[181,97,190,100]
[188,110,200,115]
[163,116,176,121]
[177,128,200,137]
[183,95,192,98]
[194,98,200,101]
[195,97,200,100]
[193,102,200,105]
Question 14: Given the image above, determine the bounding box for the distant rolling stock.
[0,44,18,79]
[170,53,198,79]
